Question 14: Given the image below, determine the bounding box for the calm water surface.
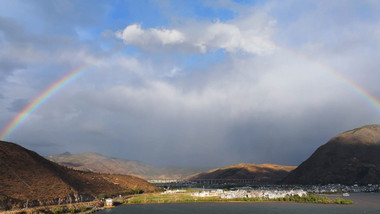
[98,193,380,214]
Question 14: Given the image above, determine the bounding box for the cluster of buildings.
[191,189,223,197]
[160,189,187,194]
[304,183,380,193]
[160,183,379,200]
[190,189,306,199]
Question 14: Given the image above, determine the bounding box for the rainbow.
[1,48,380,141]
[316,62,380,111]
[279,47,380,112]
[0,64,91,140]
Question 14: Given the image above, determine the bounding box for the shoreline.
[0,201,104,214]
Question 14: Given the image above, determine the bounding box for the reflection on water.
[98,193,380,214]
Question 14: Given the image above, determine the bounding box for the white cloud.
[115,14,276,55]
[165,66,181,78]
[115,24,185,46]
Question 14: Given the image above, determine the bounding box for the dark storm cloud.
[7,99,28,112]
[0,56,27,79]
[0,17,28,78]
[0,17,25,42]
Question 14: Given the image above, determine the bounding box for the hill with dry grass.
[188,163,296,184]
[47,152,210,179]
[0,141,157,210]
[282,124,380,184]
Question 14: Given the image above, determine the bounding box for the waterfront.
[98,193,380,214]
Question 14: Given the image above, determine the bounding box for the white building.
[105,198,113,207]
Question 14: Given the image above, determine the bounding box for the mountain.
[47,152,210,179]
[188,163,296,184]
[282,124,380,185]
[47,152,159,178]
[0,141,157,210]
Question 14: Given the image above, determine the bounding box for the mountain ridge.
[282,124,380,184]
[47,152,211,180]
[188,163,296,184]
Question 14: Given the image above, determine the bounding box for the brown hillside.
[188,163,296,184]
[282,124,380,185]
[0,141,157,210]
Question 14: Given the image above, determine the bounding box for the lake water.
[98,193,380,214]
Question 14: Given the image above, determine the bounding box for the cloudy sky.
[1,0,380,167]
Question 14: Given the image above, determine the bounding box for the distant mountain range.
[282,124,380,185]
[46,152,211,180]
[188,163,296,184]
[0,141,157,210]
[47,125,380,185]
[47,153,297,184]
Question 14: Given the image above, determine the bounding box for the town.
[161,184,380,199]
[189,189,307,199]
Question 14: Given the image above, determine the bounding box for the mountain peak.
[336,124,380,145]
[61,152,72,155]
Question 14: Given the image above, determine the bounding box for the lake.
[98,193,380,214]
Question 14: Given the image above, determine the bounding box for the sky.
[1,0,380,167]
